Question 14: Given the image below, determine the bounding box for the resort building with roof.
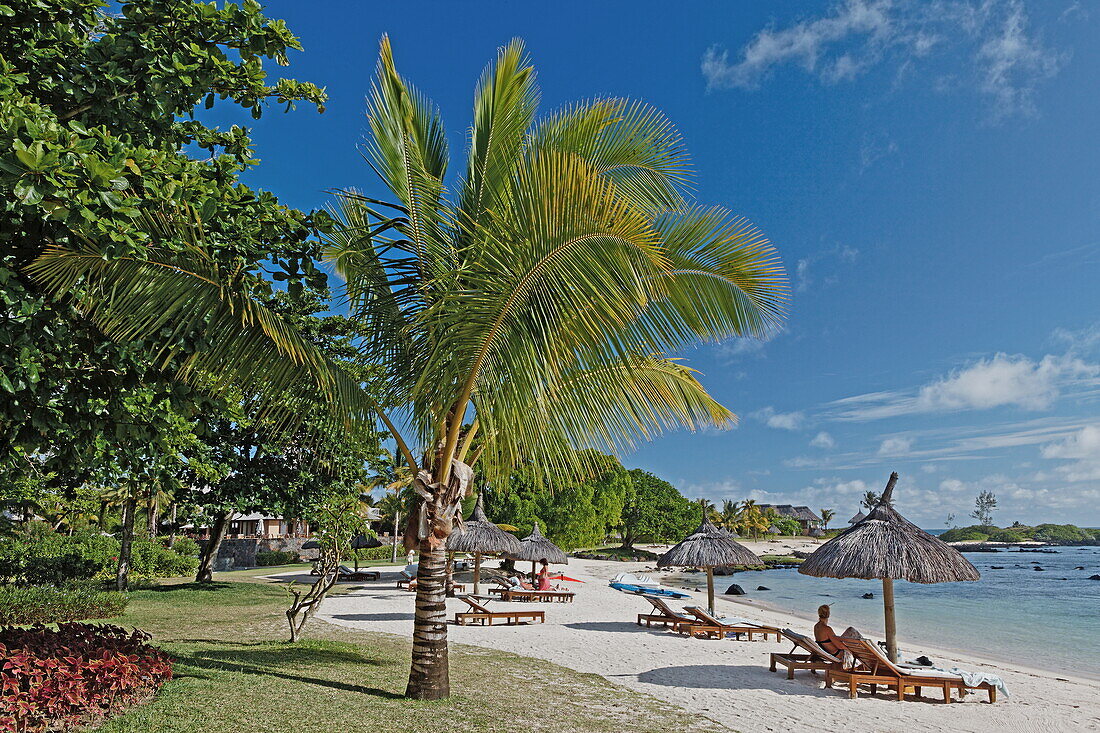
[757,505,822,534]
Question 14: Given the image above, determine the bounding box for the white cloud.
[752,407,806,430]
[796,244,859,292]
[702,0,894,90]
[878,436,912,456]
[977,0,1063,122]
[827,353,1100,421]
[811,431,837,449]
[702,0,1066,122]
[916,353,1096,411]
[1041,425,1100,482]
[859,132,899,172]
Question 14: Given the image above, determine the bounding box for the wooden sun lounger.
[827,637,998,703]
[337,566,379,582]
[636,596,695,630]
[453,595,545,626]
[770,629,843,679]
[679,606,782,641]
[488,588,574,603]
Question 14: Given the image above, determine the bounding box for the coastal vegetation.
[940,523,1100,544]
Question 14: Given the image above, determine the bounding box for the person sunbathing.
[508,574,534,590]
[814,604,846,655]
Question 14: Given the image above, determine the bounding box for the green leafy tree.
[819,508,835,531]
[28,34,787,700]
[1,0,329,485]
[619,470,697,549]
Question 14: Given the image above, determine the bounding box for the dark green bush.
[170,536,200,558]
[0,527,198,584]
[1031,524,1091,542]
[256,550,298,566]
[939,526,991,542]
[988,528,1031,542]
[0,585,129,625]
[349,544,397,562]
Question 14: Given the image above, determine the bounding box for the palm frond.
[27,206,373,439]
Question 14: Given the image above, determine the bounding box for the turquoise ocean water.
[670,543,1100,679]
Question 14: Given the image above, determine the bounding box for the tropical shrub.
[772,517,803,536]
[939,526,991,542]
[169,536,200,558]
[988,528,1030,543]
[0,623,172,733]
[0,527,197,584]
[0,585,128,625]
[256,550,298,566]
[350,544,397,562]
[1031,524,1092,542]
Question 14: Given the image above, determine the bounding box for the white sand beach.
[302,555,1100,733]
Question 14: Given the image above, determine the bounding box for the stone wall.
[205,537,320,570]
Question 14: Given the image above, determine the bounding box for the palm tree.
[861,490,882,510]
[820,508,835,532]
[736,499,769,540]
[720,499,739,531]
[29,37,786,699]
[321,38,786,698]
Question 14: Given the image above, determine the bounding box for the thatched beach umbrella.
[799,472,979,662]
[350,533,382,570]
[848,510,867,525]
[657,512,762,613]
[446,494,522,594]
[509,521,568,579]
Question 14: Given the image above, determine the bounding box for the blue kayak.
[609,582,691,599]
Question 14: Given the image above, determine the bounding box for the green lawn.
[99,573,725,733]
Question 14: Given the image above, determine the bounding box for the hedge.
[256,550,299,566]
[0,585,128,626]
[0,623,172,732]
[0,528,198,584]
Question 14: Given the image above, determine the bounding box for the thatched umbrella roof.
[799,472,979,661]
[301,539,321,550]
[800,475,979,585]
[657,513,761,612]
[509,521,568,565]
[848,510,867,525]
[446,494,522,594]
[351,533,383,550]
[446,495,522,555]
[766,525,781,535]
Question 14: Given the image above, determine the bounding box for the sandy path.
[303,558,1100,733]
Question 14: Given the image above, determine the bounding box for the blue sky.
[215,1,1100,527]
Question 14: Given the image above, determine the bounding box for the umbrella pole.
[706,567,715,614]
[473,552,481,595]
[883,577,898,663]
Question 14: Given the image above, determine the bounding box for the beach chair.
[636,596,695,629]
[827,637,999,703]
[453,595,545,626]
[680,606,781,642]
[396,569,415,589]
[492,588,575,603]
[337,566,380,582]
[769,629,843,679]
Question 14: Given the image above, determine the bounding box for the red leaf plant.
[0,623,172,732]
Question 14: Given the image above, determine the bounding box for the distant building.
[757,505,821,534]
[193,507,382,540]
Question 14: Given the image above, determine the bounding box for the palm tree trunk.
[116,496,136,591]
[390,509,400,563]
[405,539,450,699]
[196,510,230,583]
